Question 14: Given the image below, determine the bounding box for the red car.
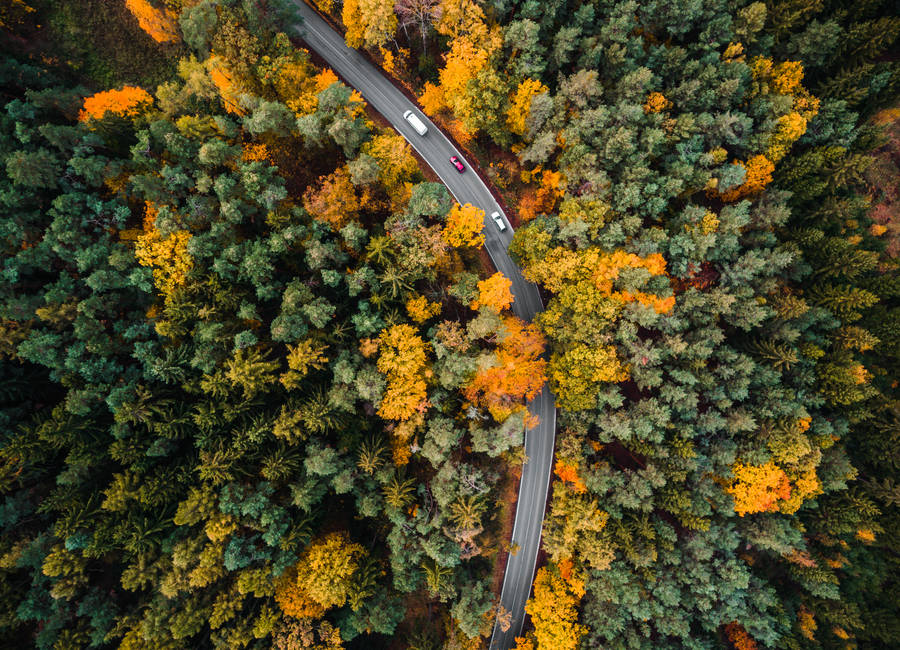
[449,155,465,173]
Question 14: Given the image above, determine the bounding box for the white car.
[402,110,428,136]
[490,211,506,231]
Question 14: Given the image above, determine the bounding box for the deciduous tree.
[442,203,485,248]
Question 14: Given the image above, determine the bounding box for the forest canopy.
[0,1,545,648]
[1,0,899,649]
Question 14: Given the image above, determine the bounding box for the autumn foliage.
[280,339,329,389]
[463,316,546,421]
[521,247,673,409]
[553,460,586,494]
[470,272,514,313]
[518,169,565,221]
[718,59,818,201]
[718,155,776,203]
[442,202,485,248]
[125,0,179,43]
[376,324,430,421]
[406,294,441,323]
[525,563,587,650]
[275,533,364,616]
[724,622,758,650]
[725,461,792,516]
[507,79,548,136]
[207,56,245,116]
[78,86,153,122]
[303,168,360,229]
[643,91,671,114]
[343,0,397,49]
[134,202,192,303]
[529,248,672,313]
[361,134,419,208]
[422,0,503,134]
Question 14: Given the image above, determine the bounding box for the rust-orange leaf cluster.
[724,622,758,650]
[303,168,360,229]
[553,460,587,494]
[207,57,245,116]
[718,155,776,203]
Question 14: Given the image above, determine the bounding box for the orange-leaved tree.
[463,315,546,421]
[717,155,776,203]
[724,622,758,650]
[207,56,246,115]
[518,169,567,222]
[442,202,485,248]
[643,91,671,114]
[470,272,513,312]
[425,0,503,135]
[79,86,153,122]
[303,167,360,229]
[725,461,792,516]
[553,460,586,494]
[125,0,179,43]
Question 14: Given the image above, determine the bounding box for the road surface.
[289,4,556,647]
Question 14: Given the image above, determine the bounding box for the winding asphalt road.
[289,4,556,648]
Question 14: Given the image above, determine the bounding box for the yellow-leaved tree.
[280,339,329,389]
[275,532,364,617]
[343,0,397,49]
[406,294,442,323]
[521,247,674,410]
[507,78,548,136]
[134,202,192,304]
[442,203,485,248]
[361,134,419,209]
[376,323,430,421]
[524,562,587,650]
[417,0,503,137]
[470,272,514,313]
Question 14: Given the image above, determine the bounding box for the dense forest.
[1,0,899,649]
[0,1,547,648]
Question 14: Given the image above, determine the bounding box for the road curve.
[288,4,556,647]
